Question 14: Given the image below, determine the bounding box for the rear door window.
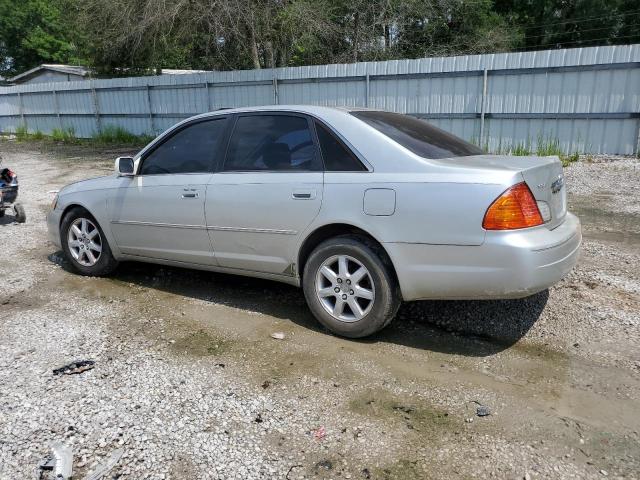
[350,111,483,159]
[140,118,226,175]
[315,122,367,171]
[224,115,321,172]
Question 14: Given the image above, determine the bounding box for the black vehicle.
[0,160,26,223]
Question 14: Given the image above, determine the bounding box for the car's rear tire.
[302,235,401,338]
[60,207,118,276]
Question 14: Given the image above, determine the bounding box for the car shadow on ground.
[50,254,548,357]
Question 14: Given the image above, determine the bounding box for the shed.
[9,64,89,85]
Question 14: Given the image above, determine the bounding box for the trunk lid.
[518,156,566,230]
[436,155,567,230]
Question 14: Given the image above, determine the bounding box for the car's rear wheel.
[303,236,401,338]
[61,207,118,276]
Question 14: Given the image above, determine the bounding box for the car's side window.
[315,121,367,172]
[139,118,226,175]
[224,115,321,172]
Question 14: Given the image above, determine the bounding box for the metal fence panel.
[0,44,638,154]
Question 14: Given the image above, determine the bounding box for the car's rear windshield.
[350,111,483,159]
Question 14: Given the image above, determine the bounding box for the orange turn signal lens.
[482,182,543,230]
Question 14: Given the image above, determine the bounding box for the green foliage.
[51,127,77,143]
[494,133,581,166]
[511,142,532,156]
[15,124,29,141]
[31,130,45,140]
[535,134,564,157]
[560,151,580,167]
[3,0,639,77]
[93,125,153,145]
[0,0,86,77]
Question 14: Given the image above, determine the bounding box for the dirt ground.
[0,142,638,480]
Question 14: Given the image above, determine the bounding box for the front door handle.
[292,189,316,200]
[182,192,199,199]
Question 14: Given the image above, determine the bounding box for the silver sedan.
[47,106,581,337]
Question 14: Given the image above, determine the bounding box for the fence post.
[146,85,155,134]
[204,82,212,112]
[636,118,640,157]
[52,89,62,130]
[365,73,370,107]
[272,77,279,105]
[479,68,488,148]
[17,92,25,130]
[90,81,101,134]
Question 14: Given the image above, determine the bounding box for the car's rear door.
[109,116,229,265]
[205,112,323,275]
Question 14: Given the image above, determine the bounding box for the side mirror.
[115,157,134,176]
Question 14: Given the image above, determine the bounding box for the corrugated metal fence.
[1,44,639,154]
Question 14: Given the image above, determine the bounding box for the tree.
[0,0,85,77]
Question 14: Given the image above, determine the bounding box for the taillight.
[483,182,543,230]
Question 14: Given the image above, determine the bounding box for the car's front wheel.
[303,236,401,338]
[61,207,118,276]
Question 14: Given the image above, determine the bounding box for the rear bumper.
[46,208,63,249]
[385,212,581,301]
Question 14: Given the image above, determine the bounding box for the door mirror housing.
[115,157,135,176]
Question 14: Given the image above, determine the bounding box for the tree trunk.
[249,25,261,69]
[353,12,359,62]
[265,40,275,68]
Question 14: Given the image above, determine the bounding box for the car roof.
[191,104,376,120]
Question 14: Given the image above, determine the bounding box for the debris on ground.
[37,441,73,480]
[315,459,333,470]
[470,400,491,417]
[254,413,264,423]
[313,426,326,440]
[53,360,95,376]
[270,332,285,340]
[476,405,491,417]
[82,448,124,480]
[261,380,271,389]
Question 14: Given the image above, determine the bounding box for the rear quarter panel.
[313,173,514,246]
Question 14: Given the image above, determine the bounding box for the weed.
[51,127,78,143]
[31,130,45,140]
[94,125,152,145]
[535,134,564,157]
[511,142,532,156]
[15,124,29,141]
[560,151,580,167]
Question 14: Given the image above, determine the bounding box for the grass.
[94,125,154,145]
[487,133,581,167]
[51,127,78,143]
[6,124,153,147]
[15,124,29,141]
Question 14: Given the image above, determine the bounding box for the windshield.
[351,111,483,159]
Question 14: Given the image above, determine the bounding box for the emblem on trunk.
[551,175,564,194]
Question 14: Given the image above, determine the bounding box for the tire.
[60,207,118,276]
[13,203,26,223]
[0,209,4,218]
[302,235,401,338]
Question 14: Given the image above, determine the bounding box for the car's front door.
[205,113,323,275]
[110,117,228,265]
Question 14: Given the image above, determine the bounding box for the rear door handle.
[182,192,199,199]
[292,189,316,200]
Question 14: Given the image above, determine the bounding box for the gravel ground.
[0,143,638,480]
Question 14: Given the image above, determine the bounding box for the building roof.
[9,64,89,84]
[159,69,209,75]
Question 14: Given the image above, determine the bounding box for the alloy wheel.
[315,254,375,322]
[67,217,102,267]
